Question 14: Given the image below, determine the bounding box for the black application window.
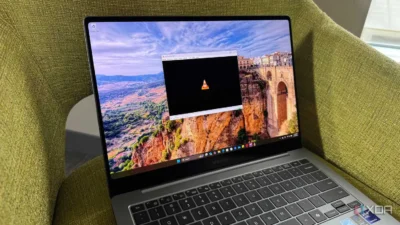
[162,55,243,119]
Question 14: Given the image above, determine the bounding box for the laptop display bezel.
[84,16,302,197]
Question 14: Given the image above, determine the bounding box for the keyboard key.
[293,188,310,199]
[272,165,284,172]
[314,179,338,192]
[282,163,292,169]
[253,171,264,177]
[308,209,326,223]
[277,171,293,180]
[270,195,287,207]
[149,206,167,220]
[205,202,223,216]
[244,203,263,216]
[246,216,264,225]
[347,201,361,209]
[232,194,250,206]
[160,196,173,205]
[235,222,246,225]
[193,194,210,206]
[282,192,299,203]
[290,161,301,167]
[319,187,349,203]
[287,168,303,177]
[209,182,222,190]
[176,211,194,225]
[310,171,327,181]
[286,204,303,216]
[146,200,160,209]
[232,183,249,194]
[269,184,285,194]
[262,168,274,175]
[273,208,291,221]
[267,174,283,183]
[219,198,237,211]
[304,185,320,195]
[325,209,339,218]
[257,187,274,198]
[232,176,244,183]
[308,196,325,207]
[191,206,209,221]
[280,180,297,191]
[221,179,233,186]
[191,222,202,225]
[291,178,307,187]
[160,216,178,225]
[299,159,309,164]
[202,217,221,225]
[173,192,186,200]
[207,190,224,202]
[260,212,279,225]
[164,202,182,215]
[297,164,318,174]
[296,214,315,225]
[300,175,317,184]
[337,205,350,213]
[255,176,271,187]
[245,190,262,202]
[133,211,151,225]
[131,204,145,213]
[145,221,160,225]
[331,200,345,208]
[244,179,261,190]
[297,200,315,212]
[257,199,275,212]
[217,212,236,225]
[279,219,300,225]
[231,207,250,221]
[220,186,236,198]
[179,198,196,210]
[198,185,211,193]
[242,173,254,180]
[185,189,199,197]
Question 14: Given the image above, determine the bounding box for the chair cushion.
[53,155,399,225]
[53,156,116,225]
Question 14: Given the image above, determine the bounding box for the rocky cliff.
[109,71,271,171]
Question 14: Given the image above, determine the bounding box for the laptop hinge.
[141,152,290,194]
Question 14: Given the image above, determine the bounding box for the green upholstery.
[0,0,398,224]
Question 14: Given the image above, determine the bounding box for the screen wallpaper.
[88,20,299,176]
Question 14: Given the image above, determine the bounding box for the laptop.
[84,16,399,225]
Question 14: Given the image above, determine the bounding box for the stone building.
[238,56,254,69]
[256,65,296,136]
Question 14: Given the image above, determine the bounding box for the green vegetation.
[166,120,176,132]
[237,128,248,144]
[138,135,149,145]
[234,110,242,117]
[288,113,299,134]
[257,80,266,90]
[161,149,170,161]
[121,159,134,171]
[253,133,261,141]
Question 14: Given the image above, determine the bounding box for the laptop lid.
[84,16,301,197]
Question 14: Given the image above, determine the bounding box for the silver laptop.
[84,16,398,225]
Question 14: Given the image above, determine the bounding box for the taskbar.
[111,132,299,179]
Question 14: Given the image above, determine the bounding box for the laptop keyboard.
[129,159,361,225]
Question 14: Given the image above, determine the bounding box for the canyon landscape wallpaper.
[89,20,299,174]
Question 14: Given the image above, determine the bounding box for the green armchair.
[1,0,399,224]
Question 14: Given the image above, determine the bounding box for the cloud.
[89,20,292,76]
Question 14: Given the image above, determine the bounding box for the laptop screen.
[87,19,299,179]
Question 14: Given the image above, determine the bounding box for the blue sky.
[89,20,291,76]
